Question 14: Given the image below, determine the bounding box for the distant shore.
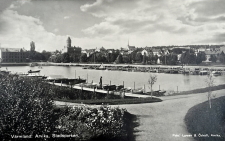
[1,62,225,68]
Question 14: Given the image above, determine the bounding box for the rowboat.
[28,70,40,73]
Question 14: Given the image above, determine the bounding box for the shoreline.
[1,62,225,68]
[169,84,225,96]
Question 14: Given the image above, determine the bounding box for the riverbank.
[169,84,225,96]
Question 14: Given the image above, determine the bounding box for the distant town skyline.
[0,0,225,52]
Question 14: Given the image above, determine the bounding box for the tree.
[62,53,71,63]
[142,52,146,64]
[41,50,51,61]
[209,54,217,63]
[80,53,88,62]
[196,52,206,64]
[122,55,130,63]
[135,52,143,63]
[219,51,225,64]
[115,54,123,64]
[148,75,157,98]
[205,74,214,109]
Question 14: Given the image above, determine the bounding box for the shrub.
[56,105,128,140]
[0,74,56,139]
[0,73,131,140]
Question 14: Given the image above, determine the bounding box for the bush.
[56,105,128,140]
[0,73,131,140]
[0,74,56,139]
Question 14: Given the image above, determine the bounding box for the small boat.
[96,64,106,70]
[211,71,222,76]
[146,90,166,96]
[103,85,117,91]
[28,70,40,73]
[30,63,37,67]
[199,70,208,75]
[132,88,144,94]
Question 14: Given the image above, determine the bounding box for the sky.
[0,0,225,52]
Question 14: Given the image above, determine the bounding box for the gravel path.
[54,90,225,141]
[117,90,225,141]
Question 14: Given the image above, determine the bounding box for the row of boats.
[5,69,165,97]
[83,64,224,76]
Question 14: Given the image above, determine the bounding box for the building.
[127,40,136,51]
[0,47,28,62]
[141,49,149,56]
[152,48,162,56]
[220,46,225,53]
[66,37,81,54]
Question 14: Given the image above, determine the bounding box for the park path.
[118,90,225,141]
[54,90,225,141]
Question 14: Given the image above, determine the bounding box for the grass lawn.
[185,96,225,141]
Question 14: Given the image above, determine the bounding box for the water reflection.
[5,66,225,93]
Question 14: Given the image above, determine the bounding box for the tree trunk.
[151,84,153,99]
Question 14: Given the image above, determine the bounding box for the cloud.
[178,0,225,25]
[0,0,14,13]
[64,16,70,19]
[82,22,120,36]
[54,28,59,33]
[0,9,67,51]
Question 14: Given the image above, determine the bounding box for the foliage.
[0,74,132,140]
[209,54,217,63]
[180,51,190,65]
[196,52,206,64]
[219,51,225,64]
[135,52,143,63]
[0,74,56,139]
[80,53,88,62]
[161,54,178,65]
[115,54,123,64]
[56,105,128,140]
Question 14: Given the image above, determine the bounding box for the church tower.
[67,37,71,48]
[30,41,35,52]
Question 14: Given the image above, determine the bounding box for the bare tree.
[148,74,157,98]
[205,74,214,108]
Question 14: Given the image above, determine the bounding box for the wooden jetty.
[53,83,153,98]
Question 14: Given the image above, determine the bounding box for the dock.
[53,83,153,98]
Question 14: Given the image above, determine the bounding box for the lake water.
[4,66,225,94]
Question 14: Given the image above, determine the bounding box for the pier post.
[123,81,124,87]
[177,86,178,93]
[134,82,135,90]
[159,85,160,90]
[110,81,111,85]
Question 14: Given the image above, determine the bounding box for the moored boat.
[28,70,40,73]
[211,71,222,76]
